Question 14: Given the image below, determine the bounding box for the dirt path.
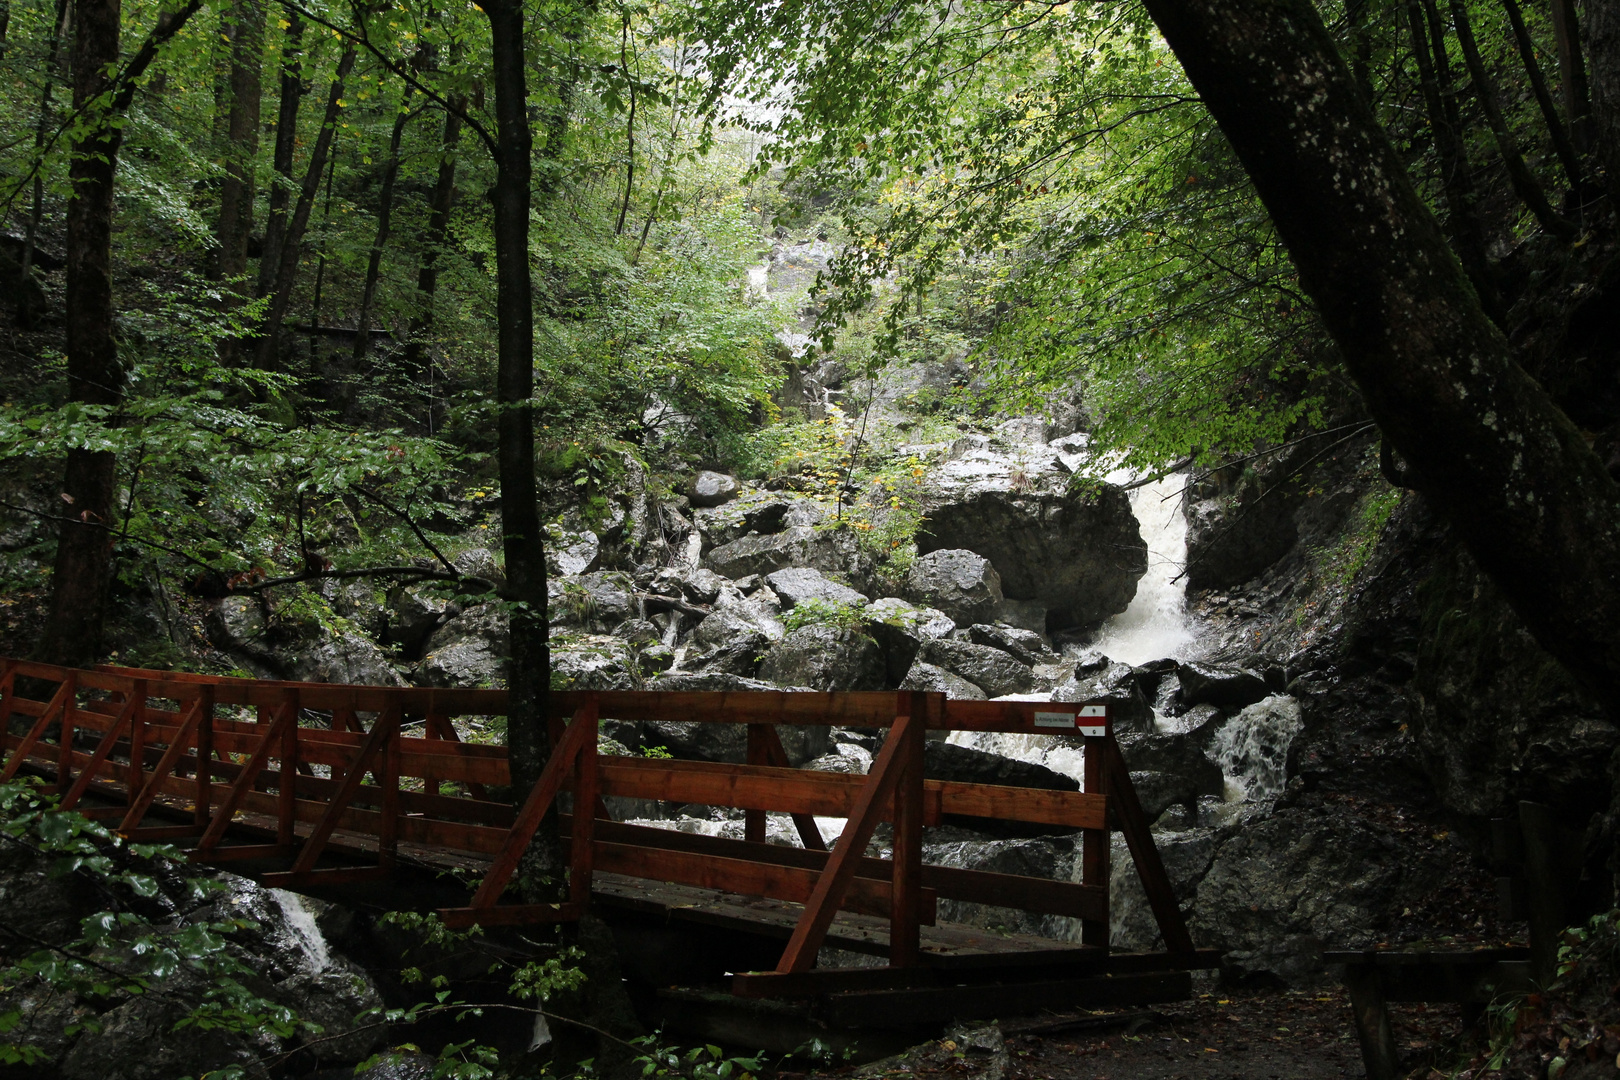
[790,988,1473,1080]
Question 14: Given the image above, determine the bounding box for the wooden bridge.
[0,658,1214,1027]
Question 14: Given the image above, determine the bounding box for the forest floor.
[783,988,1479,1080]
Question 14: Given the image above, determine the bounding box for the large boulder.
[865,597,956,685]
[898,661,986,700]
[925,835,1080,937]
[291,631,405,687]
[704,526,858,580]
[694,491,827,550]
[923,741,1079,791]
[686,470,740,508]
[1110,828,1218,951]
[1177,661,1271,708]
[766,567,869,609]
[918,638,1040,698]
[625,672,830,765]
[385,585,450,658]
[968,624,1057,667]
[917,484,1146,629]
[905,549,1004,627]
[758,626,886,691]
[420,604,508,687]
[1115,731,1226,820]
[551,572,636,633]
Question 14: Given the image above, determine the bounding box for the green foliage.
[781,598,868,634]
[1313,481,1402,591]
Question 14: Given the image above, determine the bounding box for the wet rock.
[638,643,676,672]
[694,492,828,550]
[1183,486,1300,592]
[906,549,1004,628]
[291,630,405,687]
[546,521,601,576]
[865,597,956,685]
[692,602,783,648]
[899,661,987,700]
[451,546,504,589]
[552,636,637,690]
[925,835,1080,937]
[420,604,507,687]
[917,483,1146,629]
[554,572,636,633]
[766,567,869,609]
[1190,803,1452,985]
[992,599,1049,635]
[704,525,857,580]
[1110,828,1218,951]
[1209,696,1304,806]
[968,624,1057,667]
[1116,731,1226,796]
[615,618,661,646]
[1177,661,1270,708]
[58,990,270,1080]
[353,1053,438,1080]
[994,416,1052,444]
[758,626,886,691]
[686,630,770,677]
[208,596,275,663]
[648,565,726,605]
[386,585,449,657]
[686,470,740,508]
[1051,662,1154,733]
[923,741,1079,791]
[918,638,1041,698]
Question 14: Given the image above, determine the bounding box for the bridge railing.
[0,658,1193,979]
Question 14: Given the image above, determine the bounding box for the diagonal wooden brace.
[469,699,598,910]
[59,693,141,810]
[118,698,204,835]
[193,695,298,856]
[289,705,402,875]
[1104,733,1195,957]
[1,676,74,783]
[775,709,919,974]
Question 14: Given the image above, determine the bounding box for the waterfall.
[271,889,332,973]
[1089,473,1198,666]
[1207,695,1303,805]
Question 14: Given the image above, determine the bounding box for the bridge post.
[569,694,599,907]
[194,684,215,828]
[127,678,146,808]
[889,691,927,966]
[744,724,768,844]
[278,687,299,845]
[1081,730,1110,949]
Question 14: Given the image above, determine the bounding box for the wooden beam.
[776,710,919,973]
[437,902,581,929]
[468,699,596,909]
[568,697,599,908]
[755,723,826,850]
[1081,733,1109,948]
[890,691,926,967]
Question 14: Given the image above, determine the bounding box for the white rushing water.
[1089,473,1198,666]
[271,889,332,973]
[1208,696,1304,805]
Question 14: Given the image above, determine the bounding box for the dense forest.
[4,0,1620,1075]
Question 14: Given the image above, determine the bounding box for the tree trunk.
[401,99,463,395]
[17,0,72,330]
[1448,0,1574,239]
[1404,0,1500,318]
[1137,0,1620,715]
[353,104,411,361]
[213,0,264,365]
[1551,0,1593,149]
[39,0,123,666]
[476,0,561,894]
[255,46,355,370]
[256,14,302,299]
[1589,0,1620,201]
[1502,0,1584,191]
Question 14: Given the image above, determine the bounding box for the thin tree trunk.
[1588,0,1620,201]
[308,146,336,360]
[1502,0,1584,190]
[401,99,463,381]
[257,14,302,299]
[1138,0,1620,713]
[213,0,265,364]
[1448,0,1575,238]
[40,0,122,666]
[1405,0,1499,316]
[255,46,355,370]
[615,12,635,235]
[353,103,411,360]
[0,0,10,61]
[1550,0,1593,149]
[17,0,72,330]
[476,0,560,891]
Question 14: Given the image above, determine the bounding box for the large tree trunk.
[1137,0,1620,715]
[213,0,264,364]
[39,0,123,666]
[255,46,355,370]
[1590,0,1620,201]
[476,0,561,893]
[256,14,303,299]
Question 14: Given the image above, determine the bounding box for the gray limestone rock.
[1178,661,1271,708]
[865,597,957,685]
[758,626,886,692]
[686,470,740,507]
[1051,661,1154,733]
[704,525,857,580]
[968,623,1058,667]
[918,638,1041,698]
[766,567,869,610]
[899,661,987,700]
[905,549,1004,628]
[420,604,508,688]
[918,484,1146,629]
